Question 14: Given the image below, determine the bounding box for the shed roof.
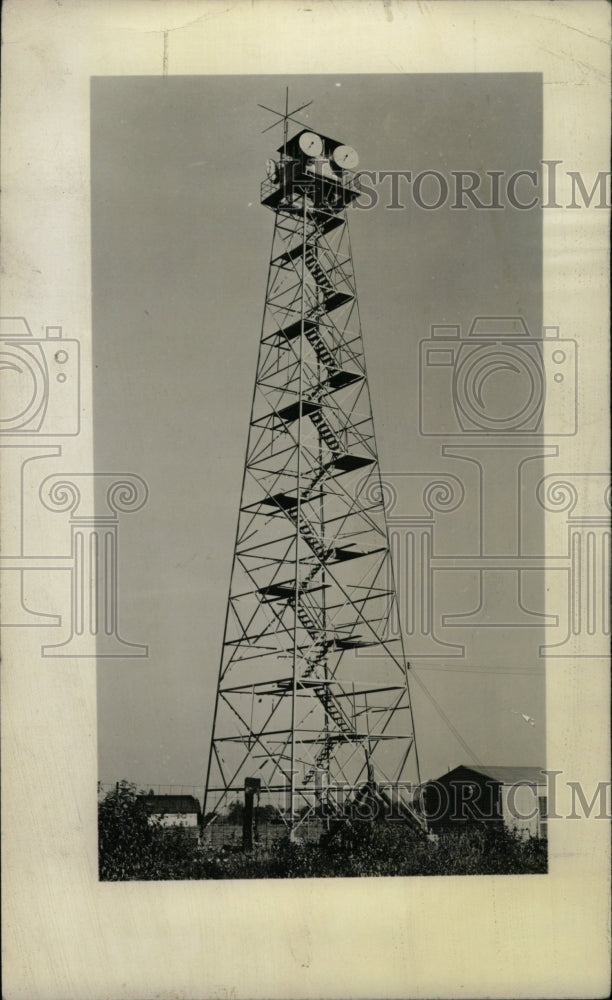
[141,794,201,816]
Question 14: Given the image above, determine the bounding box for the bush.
[423,824,547,876]
[98,783,547,880]
[262,821,547,878]
[224,799,279,825]
[98,781,203,881]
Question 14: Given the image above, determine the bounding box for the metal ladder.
[304,324,337,370]
[309,408,345,456]
[304,244,335,299]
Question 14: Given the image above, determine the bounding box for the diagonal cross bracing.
[204,126,421,826]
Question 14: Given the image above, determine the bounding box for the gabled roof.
[477,765,547,786]
[437,765,547,787]
[140,794,201,816]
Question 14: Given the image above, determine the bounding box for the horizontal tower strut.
[203,120,421,827]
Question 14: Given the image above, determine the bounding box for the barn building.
[140,794,202,841]
[421,765,547,839]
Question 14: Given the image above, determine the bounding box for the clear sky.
[92,74,545,798]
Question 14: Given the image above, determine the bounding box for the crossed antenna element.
[258,89,313,155]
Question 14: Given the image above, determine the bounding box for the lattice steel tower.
[204,101,421,832]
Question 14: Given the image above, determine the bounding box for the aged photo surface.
[93,74,550,877]
[2,2,610,998]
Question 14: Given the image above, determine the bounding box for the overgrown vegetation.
[224,798,280,824]
[98,781,204,881]
[99,781,547,881]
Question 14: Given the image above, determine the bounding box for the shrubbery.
[98,782,547,881]
[98,781,203,881]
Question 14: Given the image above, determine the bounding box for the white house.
[140,794,202,841]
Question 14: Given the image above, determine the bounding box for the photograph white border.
[2,2,610,997]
